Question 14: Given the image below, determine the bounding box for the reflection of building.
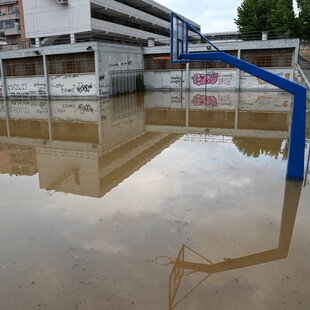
[144,91,292,134]
[0,91,295,197]
[0,143,37,175]
[0,94,181,197]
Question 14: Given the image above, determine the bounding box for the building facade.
[0,0,302,98]
[0,0,26,46]
[23,0,199,46]
[143,38,300,91]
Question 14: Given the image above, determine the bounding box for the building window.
[144,54,185,70]
[241,48,293,67]
[144,51,238,70]
[189,50,238,69]
[48,53,95,74]
[5,57,44,77]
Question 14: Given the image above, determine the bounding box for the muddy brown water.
[0,91,310,310]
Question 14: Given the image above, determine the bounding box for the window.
[48,53,95,74]
[5,57,44,77]
[189,50,238,69]
[241,48,293,68]
[144,54,185,70]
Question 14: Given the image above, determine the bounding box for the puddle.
[0,91,309,310]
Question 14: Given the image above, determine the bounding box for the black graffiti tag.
[76,82,93,93]
[78,104,94,113]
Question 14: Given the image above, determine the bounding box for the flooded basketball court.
[0,91,310,310]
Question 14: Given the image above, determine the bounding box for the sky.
[155,0,299,34]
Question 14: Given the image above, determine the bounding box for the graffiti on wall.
[0,100,48,119]
[109,60,133,68]
[240,70,292,89]
[239,92,292,111]
[192,73,219,85]
[76,82,93,93]
[49,74,96,96]
[192,94,218,107]
[191,93,234,109]
[99,75,109,97]
[171,74,185,87]
[191,72,234,86]
[52,101,97,121]
[6,79,47,97]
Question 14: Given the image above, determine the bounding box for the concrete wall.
[0,42,143,98]
[97,42,143,96]
[144,90,292,112]
[144,68,294,91]
[23,0,91,38]
[300,43,310,61]
[0,99,98,122]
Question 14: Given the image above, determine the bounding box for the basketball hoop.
[155,256,175,266]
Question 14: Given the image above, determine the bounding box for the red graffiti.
[192,73,219,86]
[191,94,218,107]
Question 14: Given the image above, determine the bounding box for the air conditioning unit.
[56,0,69,4]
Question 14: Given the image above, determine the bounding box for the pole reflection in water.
[156,180,302,310]
[304,142,310,187]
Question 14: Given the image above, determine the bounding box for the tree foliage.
[269,0,297,37]
[235,0,310,40]
[296,0,310,40]
[235,0,277,33]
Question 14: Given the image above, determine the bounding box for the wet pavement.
[0,91,310,310]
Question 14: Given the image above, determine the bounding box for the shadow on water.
[156,179,302,309]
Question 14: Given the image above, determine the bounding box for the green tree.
[269,0,297,38]
[296,0,310,40]
[235,0,297,38]
[235,0,277,35]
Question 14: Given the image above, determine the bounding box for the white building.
[23,0,200,46]
[0,0,302,99]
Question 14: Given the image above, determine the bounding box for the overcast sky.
[156,0,299,34]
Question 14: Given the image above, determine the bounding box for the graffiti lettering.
[76,82,93,93]
[217,74,233,85]
[34,83,46,88]
[9,92,30,97]
[171,94,183,103]
[99,75,105,81]
[61,87,75,93]
[78,104,94,113]
[171,75,184,87]
[192,73,219,86]
[51,83,65,88]
[256,78,267,85]
[255,95,273,105]
[50,74,79,80]
[191,94,218,107]
[7,83,28,91]
[10,106,30,114]
[109,61,133,68]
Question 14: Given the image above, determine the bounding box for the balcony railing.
[0,0,18,4]
[4,25,20,35]
[0,11,20,21]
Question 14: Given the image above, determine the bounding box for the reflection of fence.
[109,69,144,96]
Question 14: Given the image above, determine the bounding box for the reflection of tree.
[232,137,288,160]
